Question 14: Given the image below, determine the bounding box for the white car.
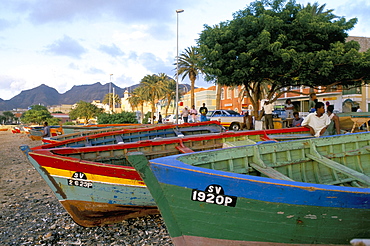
[164,114,184,124]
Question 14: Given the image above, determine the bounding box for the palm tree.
[128,87,145,123]
[157,73,176,117]
[177,46,204,107]
[139,74,166,122]
[103,93,121,113]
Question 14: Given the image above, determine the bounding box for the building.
[51,113,71,124]
[182,86,217,111]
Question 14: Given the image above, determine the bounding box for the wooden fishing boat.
[43,124,149,143]
[128,132,370,246]
[33,121,225,149]
[21,127,311,227]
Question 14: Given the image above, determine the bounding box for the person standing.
[181,107,189,123]
[42,122,51,138]
[262,101,274,129]
[157,112,163,124]
[199,103,208,122]
[302,102,331,137]
[284,99,294,118]
[189,105,198,122]
[356,106,363,112]
[308,93,317,113]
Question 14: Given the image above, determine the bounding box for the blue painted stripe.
[149,155,370,209]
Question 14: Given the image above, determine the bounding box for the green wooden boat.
[128,132,370,245]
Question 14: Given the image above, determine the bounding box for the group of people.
[153,103,209,124]
[262,93,341,137]
[180,103,208,123]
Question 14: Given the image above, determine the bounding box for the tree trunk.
[190,77,195,108]
[216,84,221,109]
[140,104,144,124]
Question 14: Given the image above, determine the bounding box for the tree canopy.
[21,105,53,124]
[197,0,370,118]
[177,46,204,107]
[69,101,103,123]
[97,111,138,124]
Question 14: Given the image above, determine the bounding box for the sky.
[0,0,369,100]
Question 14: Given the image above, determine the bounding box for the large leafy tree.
[21,105,53,124]
[197,0,370,119]
[69,101,103,123]
[2,111,15,123]
[177,46,204,107]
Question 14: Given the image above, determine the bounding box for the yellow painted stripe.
[43,166,146,187]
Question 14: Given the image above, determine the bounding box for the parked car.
[164,114,184,124]
[206,109,244,131]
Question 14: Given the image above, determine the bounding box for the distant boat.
[20,127,311,227]
[28,124,143,141]
[43,124,149,143]
[128,132,370,245]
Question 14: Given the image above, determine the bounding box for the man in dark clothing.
[43,122,51,137]
[157,112,163,124]
[199,103,208,122]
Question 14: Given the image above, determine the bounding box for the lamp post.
[175,9,184,124]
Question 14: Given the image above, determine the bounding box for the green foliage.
[30,105,48,111]
[21,105,53,124]
[143,111,152,124]
[69,101,103,122]
[97,112,139,124]
[177,47,205,106]
[2,111,15,123]
[48,117,61,126]
[0,115,6,124]
[102,93,121,112]
[139,74,166,121]
[197,0,369,118]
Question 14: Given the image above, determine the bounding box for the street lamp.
[175,9,184,124]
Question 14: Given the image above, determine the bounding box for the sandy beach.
[0,130,172,245]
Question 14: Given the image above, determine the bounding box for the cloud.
[98,43,124,58]
[10,0,198,41]
[0,75,29,100]
[44,35,87,59]
[68,63,79,70]
[0,18,12,31]
[86,67,105,74]
[138,52,174,76]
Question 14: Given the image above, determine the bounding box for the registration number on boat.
[68,172,92,188]
[191,184,237,207]
[68,179,93,188]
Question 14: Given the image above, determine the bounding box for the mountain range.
[0,82,135,111]
[0,82,191,111]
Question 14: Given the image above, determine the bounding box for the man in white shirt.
[263,100,274,129]
[302,102,331,137]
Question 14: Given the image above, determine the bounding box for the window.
[221,88,225,100]
[234,88,239,98]
[227,88,232,99]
